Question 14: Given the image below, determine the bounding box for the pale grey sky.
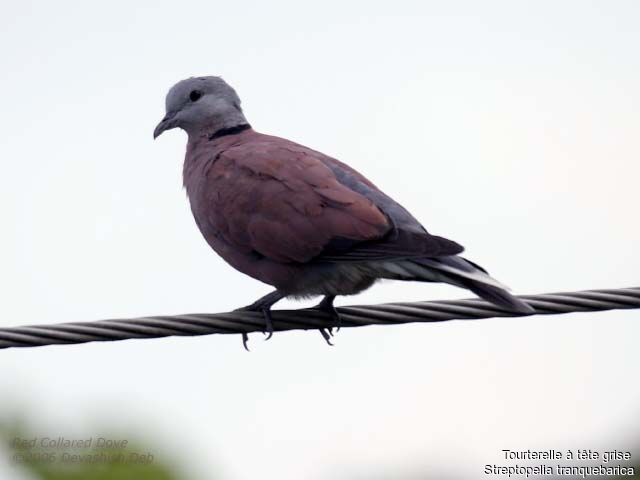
[0,1,639,479]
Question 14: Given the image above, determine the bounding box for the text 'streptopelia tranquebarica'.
[154,76,534,346]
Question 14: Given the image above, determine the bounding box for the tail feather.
[415,257,510,290]
[376,256,534,315]
[458,277,534,314]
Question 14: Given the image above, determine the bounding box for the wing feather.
[205,137,462,264]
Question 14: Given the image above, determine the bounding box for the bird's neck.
[187,111,249,142]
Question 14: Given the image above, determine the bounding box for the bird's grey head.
[153,76,248,140]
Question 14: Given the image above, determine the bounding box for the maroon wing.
[204,137,461,264]
[204,141,390,263]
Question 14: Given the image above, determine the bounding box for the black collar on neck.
[208,123,251,141]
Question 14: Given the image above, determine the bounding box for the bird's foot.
[235,303,275,339]
[312,295,342,332]
[312,295,341,346]
[234,290,284,347]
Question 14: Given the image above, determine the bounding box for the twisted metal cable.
[0,286,638,350]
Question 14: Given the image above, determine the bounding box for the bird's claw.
[242,332,250,351]
[235,304,275,341]
[262,308,274,340]
[314,296,342,332]
[319,328,334,346]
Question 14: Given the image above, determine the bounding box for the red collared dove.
[154,76,533,346]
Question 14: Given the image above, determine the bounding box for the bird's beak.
[153,112,177,139]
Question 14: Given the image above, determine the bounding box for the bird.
[154,76,534,347]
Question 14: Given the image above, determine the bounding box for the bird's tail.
[376,255,534,314]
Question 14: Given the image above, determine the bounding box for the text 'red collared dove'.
[154,76,534,347]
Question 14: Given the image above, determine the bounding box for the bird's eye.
[189,90,203,102]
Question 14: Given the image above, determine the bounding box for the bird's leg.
[313,295,342,332]
[235,290,285,341]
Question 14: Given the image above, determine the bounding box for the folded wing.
[208,139,462,264]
